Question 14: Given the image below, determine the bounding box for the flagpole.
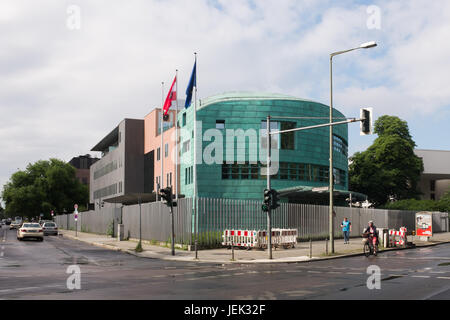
[175,70,179,200]
[193,52,198,259]
[161,81,164,197]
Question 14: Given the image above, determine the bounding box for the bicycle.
[362,232,378,257]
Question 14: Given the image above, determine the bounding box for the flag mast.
[175,69,179,200]
[193,52,198,258]
[161,81,165,197]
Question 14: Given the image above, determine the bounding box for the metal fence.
[55,197,449,248]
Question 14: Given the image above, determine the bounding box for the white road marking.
[411,275,430,278]
[308,271,322,273]
[346,272,363,275]
[437,277,450,280]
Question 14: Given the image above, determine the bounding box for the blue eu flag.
[185,61,196,108]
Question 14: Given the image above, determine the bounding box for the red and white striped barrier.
[388,227,407,247]
[222,229,297,249]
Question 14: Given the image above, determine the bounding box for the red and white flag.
[163,75,177,116]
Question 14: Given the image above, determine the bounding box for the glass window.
[280,162,289,180]
[260,121,280,149]
[231,164,239,179]
[289,163,298,180]
[333,135,348,157]
[280,122,296,150]
[222,164,230,179]
[182,113,186,126]
[250,164,258,179]
[157,148,160,161]
[165,143,168,157]
[241,163,249,179]
[216,120,225,130]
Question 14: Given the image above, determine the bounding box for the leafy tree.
[437,188,450,213]
[1,159,88,219]
[349,115,423,207]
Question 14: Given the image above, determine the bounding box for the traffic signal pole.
[266,115,272,260]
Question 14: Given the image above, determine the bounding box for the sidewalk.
[59,230,450,264]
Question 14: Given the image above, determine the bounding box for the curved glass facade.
[178,92,349,200]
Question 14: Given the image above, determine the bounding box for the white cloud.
[0,0,449,195]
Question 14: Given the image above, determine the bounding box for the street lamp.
[329,41,377,254]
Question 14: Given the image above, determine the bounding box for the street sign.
[74,204,78,210]
[416,212,432,237]
[51,210,54,216]
[74,214,78,221]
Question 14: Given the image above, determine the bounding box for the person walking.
[340,217,352,244]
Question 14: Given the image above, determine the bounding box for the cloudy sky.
[1,0,450,196]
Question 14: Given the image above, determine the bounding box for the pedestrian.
[340,217,352,244]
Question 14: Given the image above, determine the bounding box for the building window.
[216,120,225,130]
[260,121,280,149]
[157,147,160,161]
[94,160,118,180]
[165,143,168,158]
[333,135,348,157]
[183,140,190,154]
[430,180,436,192]
[169,172,172,187]
[182,113,186,126]
[280,121,296,150]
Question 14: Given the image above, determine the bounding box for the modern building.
[414,149,450,201]
[177,92,362,205]
[69,154,99,188]
[89,118,145,207]
[88,92,362,207]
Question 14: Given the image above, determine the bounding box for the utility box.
[117,224,125,241]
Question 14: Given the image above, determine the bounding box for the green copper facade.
[178,92,348,201]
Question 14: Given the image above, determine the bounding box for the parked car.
[10,221,22,230]
[5,220,11,225]
[17,223,44,241]
[42,222,58,236]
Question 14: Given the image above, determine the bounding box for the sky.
[1,0,450,197]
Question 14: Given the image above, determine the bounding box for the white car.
[42,222,58,236]
[17,223,44,241]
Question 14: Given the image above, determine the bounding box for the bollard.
[325,238,328,255]
[231,240,235,261]
[309,239,312,258]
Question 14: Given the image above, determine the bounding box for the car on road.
[17,223,44,241]
[10,220,22,230]
[42,222,58,236]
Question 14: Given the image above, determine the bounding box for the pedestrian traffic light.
[360,107,373,135]
[262,189,272,212]
[159,187,173,206]
[270,189,280,210]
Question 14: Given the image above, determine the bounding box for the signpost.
[416,211,432,241]
[74,204,78,237]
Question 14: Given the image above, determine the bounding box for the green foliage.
[135,241,143,252]
[437,188,450,212]
[106,220,114,237]
[349,115,423,207]
[1,159,88,219]
[383,199,440,211]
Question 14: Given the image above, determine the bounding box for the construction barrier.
[388,227,407,247]
[222,229,297,249]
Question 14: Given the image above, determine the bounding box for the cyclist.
[363,221,378,254]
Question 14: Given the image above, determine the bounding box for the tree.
[1,159,88,219]
[349,115,423,207]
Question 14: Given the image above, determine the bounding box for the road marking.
[308,271,322,273]
[411,275,430,278]
[152,275,166,278]
[327,271,342,274]
[429,271,446,274]
[346,272,363,275]
[233,273,245,276]
[437,277,450,280]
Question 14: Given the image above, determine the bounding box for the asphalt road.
[1,227,449,300]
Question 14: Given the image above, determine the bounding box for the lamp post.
[329,41,376,254]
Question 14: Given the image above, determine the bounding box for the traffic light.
[360,107,373,135]
[262,189,272,212]
[270,189,280,210]
[159,187,173,206]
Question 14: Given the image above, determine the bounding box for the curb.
[60,231,450,264]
